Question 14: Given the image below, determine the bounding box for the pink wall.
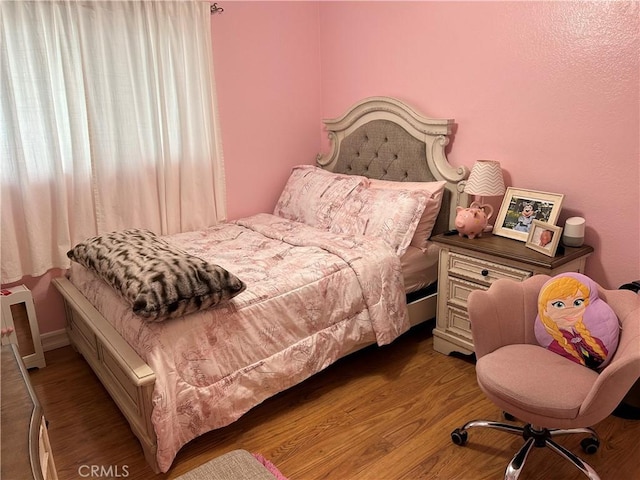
[318,1,639,289]
[211,1,322,220]
[6,1,638,334]
[2,269,67,334]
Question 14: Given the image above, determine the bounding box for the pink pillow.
[329,186,428,256]
[535,272,620,370]
[369,179,446,248]
[273,166,369,229]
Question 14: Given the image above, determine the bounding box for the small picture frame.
[526,220,563,257]
[493,187,565,242]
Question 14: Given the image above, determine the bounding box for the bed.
[52,96,470,473]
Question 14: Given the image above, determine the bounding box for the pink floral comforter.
[69,213,410,472]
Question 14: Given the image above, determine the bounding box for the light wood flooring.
[29,322,640,480]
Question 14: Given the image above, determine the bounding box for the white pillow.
[273,165,369,229]
[329,185,428,257]
[369,179,446,249]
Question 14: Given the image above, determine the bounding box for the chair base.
[451,418,601,480]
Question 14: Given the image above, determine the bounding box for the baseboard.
[41,328,70,351]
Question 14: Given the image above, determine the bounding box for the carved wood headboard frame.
[316,96,469,233]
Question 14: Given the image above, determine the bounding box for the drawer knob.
[481,269,489,277]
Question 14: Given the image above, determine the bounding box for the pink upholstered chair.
[451,275,640,480]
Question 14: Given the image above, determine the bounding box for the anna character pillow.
[535,272,620,370]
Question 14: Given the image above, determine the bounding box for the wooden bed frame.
[53,96,469,473]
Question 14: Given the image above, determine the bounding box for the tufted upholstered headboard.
[317,96,470,235]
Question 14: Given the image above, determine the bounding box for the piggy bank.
[455,202,494,239]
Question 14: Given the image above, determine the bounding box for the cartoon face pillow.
[535,273,620,370]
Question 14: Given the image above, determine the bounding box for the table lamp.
[463,160,506,231]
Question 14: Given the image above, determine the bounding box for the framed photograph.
[493,187,565,242]
[526,220,563,257]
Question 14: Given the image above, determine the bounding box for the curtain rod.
[211,3,223,15]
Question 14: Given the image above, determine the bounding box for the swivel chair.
[451,275,640,479]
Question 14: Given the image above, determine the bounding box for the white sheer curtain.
[1,1,226,283]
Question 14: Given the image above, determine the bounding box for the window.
[1,1,225,283]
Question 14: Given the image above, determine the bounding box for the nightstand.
[431,232,594,356]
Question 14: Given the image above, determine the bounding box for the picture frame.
[493,187,565,242]
[526,220,563,257]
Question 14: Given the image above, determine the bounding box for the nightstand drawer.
[445,306,473,342]
[448,252,531,286]
[448,277,488,310]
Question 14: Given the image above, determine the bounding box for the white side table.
[431,233,594,356]
[1,285,46,369]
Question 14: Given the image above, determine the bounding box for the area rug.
[175,449,289,480]
[252,453,289,480]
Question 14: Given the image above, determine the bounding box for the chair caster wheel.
[581,437,599,454]
[451,428,468,446]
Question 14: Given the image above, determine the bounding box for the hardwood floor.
[29,322,640,480]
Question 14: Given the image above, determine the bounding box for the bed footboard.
[52,273,434,474]
[52,277,160,473]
